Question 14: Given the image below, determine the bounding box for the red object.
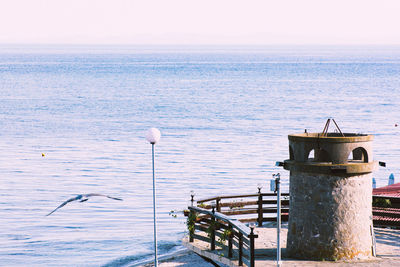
[373,182,400,197]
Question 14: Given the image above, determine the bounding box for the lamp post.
[146,128,161,267]
[190,190,195,206]
[273,173,281,267]
[257,183,263,194]
[257,183,263,226]
[210,200,216,213]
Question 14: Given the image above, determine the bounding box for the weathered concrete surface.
[182,226,400,267]
[287,133,373,164]
[287,172,373,260]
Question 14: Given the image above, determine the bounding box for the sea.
[1,45,400,266]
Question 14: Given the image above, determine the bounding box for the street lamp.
[190,190,195,206]
[257,183,263,194]
[146,127,161,267]
[210,200,216,214]
[273,173,281,267]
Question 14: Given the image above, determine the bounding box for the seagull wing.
[46,196,80,216]
[84,193,123,201]
[106,195,123,201]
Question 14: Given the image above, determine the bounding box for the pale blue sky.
[0,0,399,45]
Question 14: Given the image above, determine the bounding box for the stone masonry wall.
[287,171,373,260]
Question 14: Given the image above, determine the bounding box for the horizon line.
[2,43,400,47]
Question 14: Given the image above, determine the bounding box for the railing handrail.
[197,193,398,205]
[197,192,290,203]
[189,206,257,238]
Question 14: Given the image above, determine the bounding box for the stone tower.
[283,132,377,260]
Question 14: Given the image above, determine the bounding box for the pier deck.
[183,226,400,267]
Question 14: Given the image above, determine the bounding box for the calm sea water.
[1,45,400,266]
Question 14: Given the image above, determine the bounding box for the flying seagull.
[46,193,123,216]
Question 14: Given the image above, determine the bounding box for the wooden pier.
[184,192,400,266]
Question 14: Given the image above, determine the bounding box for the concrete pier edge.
[183,227,400,267]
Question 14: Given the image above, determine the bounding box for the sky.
[0,0,400,45]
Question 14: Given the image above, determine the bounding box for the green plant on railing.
[186,211,198,235]
[197,202,206,208]
[228,199,244,210]
[183,209,190,216]
[373,198,392,208]
[206,220,220,238]
[218,229,232,245]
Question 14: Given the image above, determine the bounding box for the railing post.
[228,225,233,258]
[189,209,194,243]
[215,198,222,230]
[211,207,216,250]
[238,233,243,266]
[250,227,256,267]
[257,193,263,227]
[216,198,221,212]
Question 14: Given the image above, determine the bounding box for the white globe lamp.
[146,128,161,144]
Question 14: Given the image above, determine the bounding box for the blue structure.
[389,173,395,185]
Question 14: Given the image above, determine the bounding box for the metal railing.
[186,192,400,267]
[188,205,258,267]
[197,193,290,225]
